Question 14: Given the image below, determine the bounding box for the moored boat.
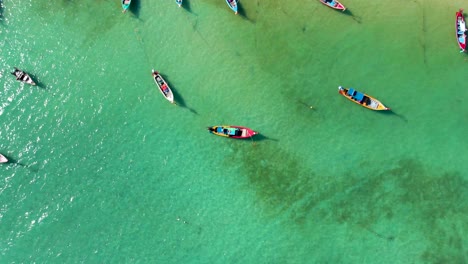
[456,9,467,52]
[207,125,258,139]
[0,154,8,164]
[319,0,346,12]
[226,0,238,14]
[152,69,175,104]
[11,67,36,85]
[338,86,390,111]
[176,0,182,7]
[122,0,131,13]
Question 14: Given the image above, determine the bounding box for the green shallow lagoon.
[0,0,467,263]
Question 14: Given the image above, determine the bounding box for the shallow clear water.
[1,0,467,262]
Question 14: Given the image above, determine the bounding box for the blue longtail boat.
[225,0,238,14]
[338,86,390,111]
[121,0,131,13]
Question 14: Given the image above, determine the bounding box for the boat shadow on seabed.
[128,0,142,19]
[251,133,278,143]
[342,9,362,24]
[379,109,408,122]
[1,154,39,172]
[179,0,192,13]
[28,72,47,89]
[0,0,4,24]
[236,2,256,24]
[160,73,198,115]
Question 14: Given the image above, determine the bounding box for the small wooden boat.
[152,69,175,104]
[0,154,8,164]
[11,67,36,85]
[207,125,258,139]
[456,9,467,52]
[176,0,182,7]
[319,0,346,12]
[226,0,238,14]
[121,0,131,13]
[338,86,390,111]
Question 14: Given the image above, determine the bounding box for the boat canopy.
[347,88,365,102]
[460,20,466,32]
[226,128,237,135]
[354,91,364,102]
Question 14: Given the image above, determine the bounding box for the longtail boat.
[207,125,258,139]
[338,86,390,111]
[11,67,36,85]
[152,69,175,104]
[456,9,467,52]
[0,154,8,164]
[122,0,131,13]
[319,0,346,12]
[226,0,238,14]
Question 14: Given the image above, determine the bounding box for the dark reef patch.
[227,143,467,261]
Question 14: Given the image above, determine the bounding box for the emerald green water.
[1,0,467,263]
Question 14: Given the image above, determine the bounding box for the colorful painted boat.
[152,69,175,104]
[225,0,238,14]
[176,0,183,7]
[456,9,467,52]
[11,67,36,85]
[0,154,8,164]
[338,86,390,111]
[207,125,258,139]
[319,0,346,12]
[121,0,131,13]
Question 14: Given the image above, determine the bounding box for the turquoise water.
[1,0,467,262]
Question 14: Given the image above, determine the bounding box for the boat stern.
[338,86,345,94]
